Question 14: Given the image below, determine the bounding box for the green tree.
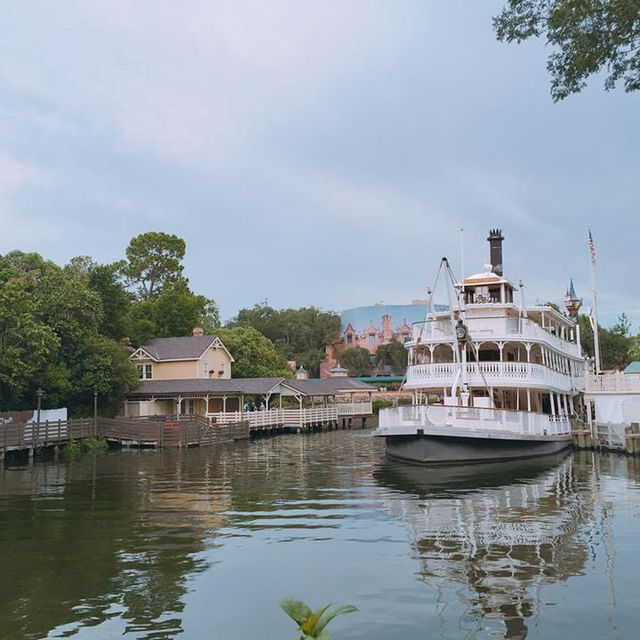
[231,303,340,376]
[339,347,372,377]
[124,282,219,346]
[71,335,140,415]
[0,263,59,410]
[121,231,186,300]
[494,0,640,101]
[578,312,632,370]
[215,327,293,378]
[87,261,131,340]
[0,251,139,413]
[152,282,209,337]
[375,339,408,375]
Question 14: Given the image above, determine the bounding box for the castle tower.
[381,313,393,342]
[564,279,582,318]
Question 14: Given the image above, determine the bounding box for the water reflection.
[374,452,633,639]
[1,434,640,639]
[0,449,232,639]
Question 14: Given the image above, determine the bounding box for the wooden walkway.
[0,415,249,459]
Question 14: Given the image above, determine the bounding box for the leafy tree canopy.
[375,339,408,376]
[0,251,139,413]
[230,302,340,376]
[494,0,640,100]
[121,231,186,300]
[339,347,372,377]
[578,312,634,370]
[215,327,293,379]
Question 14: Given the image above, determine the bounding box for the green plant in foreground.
[279,598,357,639]
[62,437,108,460]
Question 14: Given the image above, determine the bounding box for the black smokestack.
[487,228,504,276]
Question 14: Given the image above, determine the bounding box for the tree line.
[0,232,339,415]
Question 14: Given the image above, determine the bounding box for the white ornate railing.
[412,317,581,358]
[335,402,373,416]
[207,406,338,429]
[585,373,640,394]
[378,405,571,437]
[405,361,577,393]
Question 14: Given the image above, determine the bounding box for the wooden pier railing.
[1,415,249,455]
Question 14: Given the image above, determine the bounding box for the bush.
[372,399,392,414]
[62,437,108,460]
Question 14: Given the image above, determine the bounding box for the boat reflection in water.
[375,452,588,639]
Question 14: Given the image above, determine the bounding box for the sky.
[0,1,638,327]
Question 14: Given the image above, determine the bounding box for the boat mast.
[443,258,460,365]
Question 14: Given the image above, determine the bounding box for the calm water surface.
[1,431,639,639]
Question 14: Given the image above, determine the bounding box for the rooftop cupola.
[487,228,505,276]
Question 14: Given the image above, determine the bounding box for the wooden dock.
[0,415,250,460]
[0,409,370,461]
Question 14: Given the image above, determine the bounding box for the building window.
[369,333,376,345]
[347,334,353,344]
[137,364,153,379]
[403,333,410,343]
[187,399,195,414]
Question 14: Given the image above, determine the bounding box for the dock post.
[362,416,366,429]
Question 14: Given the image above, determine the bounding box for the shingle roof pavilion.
[128,376,375,398]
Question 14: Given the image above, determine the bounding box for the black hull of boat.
[385,433,572,465]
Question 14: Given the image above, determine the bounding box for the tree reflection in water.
[0,448,233,639]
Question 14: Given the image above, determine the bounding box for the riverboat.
[374,229,586,464]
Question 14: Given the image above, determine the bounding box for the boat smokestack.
[487,228,504,276]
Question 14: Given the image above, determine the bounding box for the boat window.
[478,349,499,362]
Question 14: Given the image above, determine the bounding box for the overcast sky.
[1,1,637,327]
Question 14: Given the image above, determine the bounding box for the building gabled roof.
[133,335,234,362]
[285,377,374,396]
[623,361,640,374]
[232,378,288,395]
[127,376,374,399]
[129,378,244,397]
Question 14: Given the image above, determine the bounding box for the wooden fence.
[1,415,249,454]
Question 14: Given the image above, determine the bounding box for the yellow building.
[123,328,374,422]
[130,329,234,382]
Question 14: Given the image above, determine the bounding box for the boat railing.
[405,361,577,393]
[411,317,580,357]
[585,372,640,394]
[378,404,572,437]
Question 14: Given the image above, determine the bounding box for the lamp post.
[35,387,44,447]
[93,390,98,437]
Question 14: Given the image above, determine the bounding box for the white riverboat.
[374,229,586,463]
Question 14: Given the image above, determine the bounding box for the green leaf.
[279,598,313,624]
[314,604,358,635]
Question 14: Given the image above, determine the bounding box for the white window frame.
[137,364,153,379]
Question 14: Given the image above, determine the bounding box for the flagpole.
[589,228,602,374]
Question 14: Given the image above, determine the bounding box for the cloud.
[0,1,637,325]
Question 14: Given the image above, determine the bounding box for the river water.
[1,431,639,639]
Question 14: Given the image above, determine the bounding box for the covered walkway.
[124,376,374,430]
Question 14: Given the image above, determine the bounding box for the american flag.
[588,229,596,264]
